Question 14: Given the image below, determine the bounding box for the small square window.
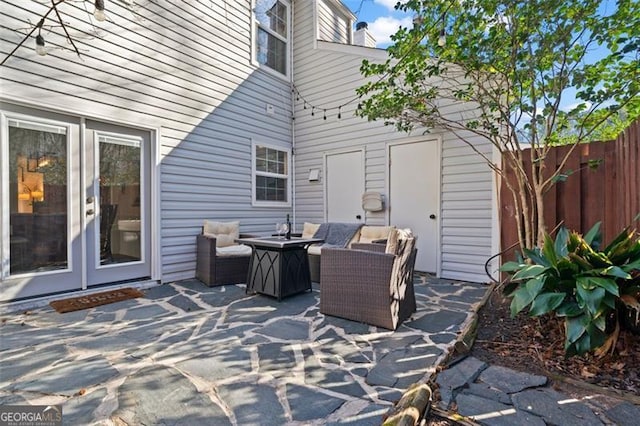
[253,142,290,206]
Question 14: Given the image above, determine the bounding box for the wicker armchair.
[195,232,254,287]
[320,235,417,330]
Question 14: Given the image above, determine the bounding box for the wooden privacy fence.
[501,119,640,260]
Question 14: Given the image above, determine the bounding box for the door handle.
[429,214,436,219]
[86,209,95,216]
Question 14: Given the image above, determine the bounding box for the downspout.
[290,0,296,230]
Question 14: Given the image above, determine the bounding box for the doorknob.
[86,209,95,216]
[429,214,436,219]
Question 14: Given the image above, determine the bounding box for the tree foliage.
[356,0,640,251]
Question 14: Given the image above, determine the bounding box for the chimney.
[353,21,377,48]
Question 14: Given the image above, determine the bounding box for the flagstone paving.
[0,275,487,425]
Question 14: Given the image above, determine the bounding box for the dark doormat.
[50,288,144,313]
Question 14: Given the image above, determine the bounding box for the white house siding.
[0,0,293,284]
[316,0,352,44]
[292,0,496,282]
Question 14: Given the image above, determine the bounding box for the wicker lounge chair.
[195,220,253,287]
[320,232,417,330]
[307,224,394,282]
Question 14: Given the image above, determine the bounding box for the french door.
[1,106,152,302]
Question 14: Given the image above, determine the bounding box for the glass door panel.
[1,107,81,302]
[8,119,68,274]
[85,121,151,286]
[98,134,141,265]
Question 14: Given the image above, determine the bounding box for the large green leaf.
[577,276,619,297]
[554,227,569,257]
[556,300,583,317]
[523,247,550,267]
[500,261,524,272]
[574,333,593,355]
[512,264,546,281]
[598,266,631,280]
[603,227,632,254]
[542,234,559,267]
[566,315,588,344]
[510,277,544,316]
[529,292,566,316]
[622,258,640,272]
[583,222,602,247]
[576,284,605,315]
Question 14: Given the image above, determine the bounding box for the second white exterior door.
[389,140,440,273]
[325,150,364,223]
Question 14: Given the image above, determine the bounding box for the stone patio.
[0,274,489,425]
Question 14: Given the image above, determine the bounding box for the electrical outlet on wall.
[266,104,275,116]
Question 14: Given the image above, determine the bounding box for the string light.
[290,3,455,122]
[35,33,46,56]
[94,0,106,22]
[438,13,446,47]
[438,29,446,47]
[292,84,360,123]
[34,19,46,56]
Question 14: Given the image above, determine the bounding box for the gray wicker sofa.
[319,231,417,330]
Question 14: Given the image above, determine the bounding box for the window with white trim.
[253,0,290,77]
[252,142,290,205]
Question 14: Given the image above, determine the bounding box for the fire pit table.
[236,236,323,301]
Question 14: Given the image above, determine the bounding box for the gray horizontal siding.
[317,0,351,44]
[1,0,293,282]
[292,0,495,282]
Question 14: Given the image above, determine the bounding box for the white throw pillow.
[302,222,321,239]
[203,220,240,248]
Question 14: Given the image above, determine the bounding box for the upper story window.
[253,0,290,77]
[252,142,291,206]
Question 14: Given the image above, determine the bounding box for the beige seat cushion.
[216,244,252,257]
[358,225,394,244]
[203,220,240,248]
[302,222,321,239]
[307,244,322,256]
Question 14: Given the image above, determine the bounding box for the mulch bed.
[469,288,640,401]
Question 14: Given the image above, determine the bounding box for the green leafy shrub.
[501,223,640,357]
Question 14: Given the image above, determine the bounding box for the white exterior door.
[325,150,364,223]
[389,140,440,273]
[84,121,152,286]
[1,105,152,301]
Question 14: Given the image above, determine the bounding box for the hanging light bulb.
[35,34,46,56]
[94,0,106,22]
[437,29,446,47]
